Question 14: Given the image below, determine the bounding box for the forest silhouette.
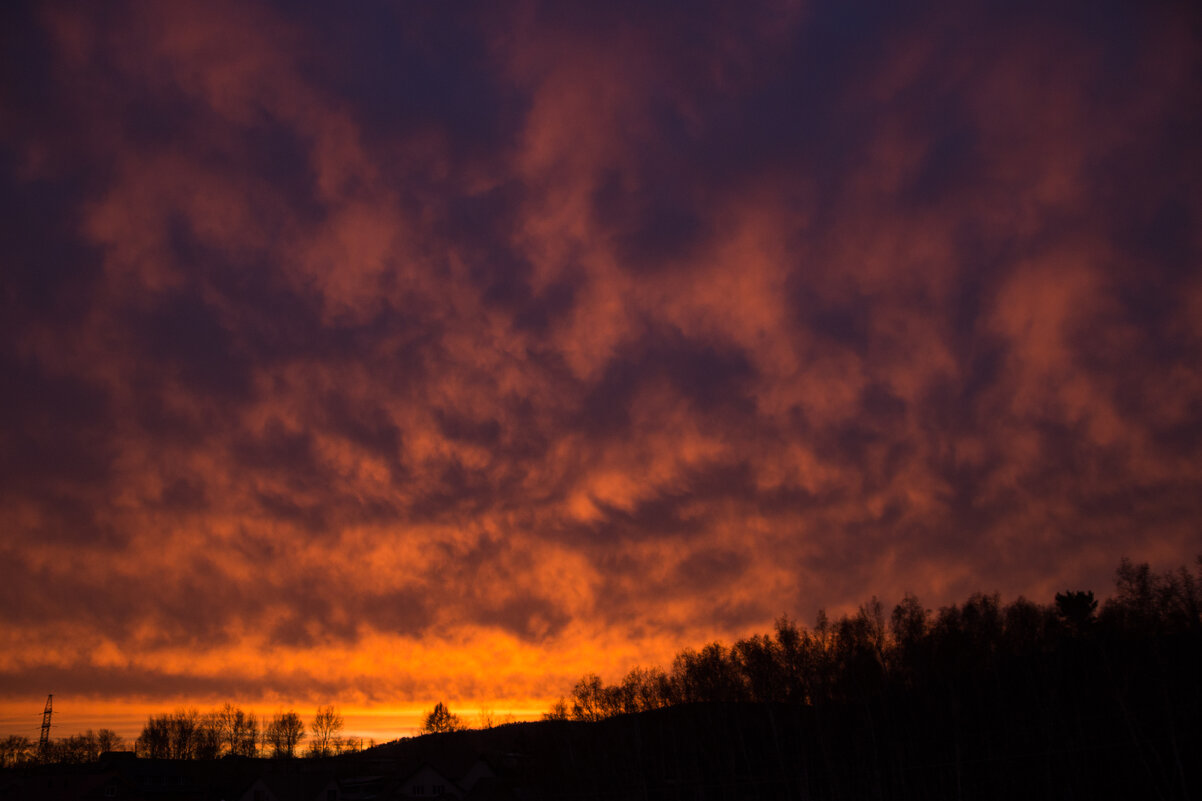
[550,559,1197,720]
[521,556,1201,799]
[3,557,1199,800]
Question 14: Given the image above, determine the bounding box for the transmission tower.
[39,694,52,755]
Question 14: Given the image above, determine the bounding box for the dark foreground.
[4,686,1199,801]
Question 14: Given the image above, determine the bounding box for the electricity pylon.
[39,694,52,756]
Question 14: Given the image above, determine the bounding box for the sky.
[2,0,1200,741]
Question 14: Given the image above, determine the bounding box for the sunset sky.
[2,0,1200,741]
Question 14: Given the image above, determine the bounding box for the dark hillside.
[368,559,1202,800]
[372,686,1197,801]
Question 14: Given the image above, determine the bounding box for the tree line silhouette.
[0,729,124,767]
[0,705,361,766]
[133,704,354,760]
[533,556,1201,799]
[1,696,509,767]
[547,558,1200,718]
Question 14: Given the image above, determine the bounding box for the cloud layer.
[2,0,1200,724]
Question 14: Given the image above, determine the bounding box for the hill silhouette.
[370,556,1201,799]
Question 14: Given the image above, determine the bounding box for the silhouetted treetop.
[551,556,1202,719]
